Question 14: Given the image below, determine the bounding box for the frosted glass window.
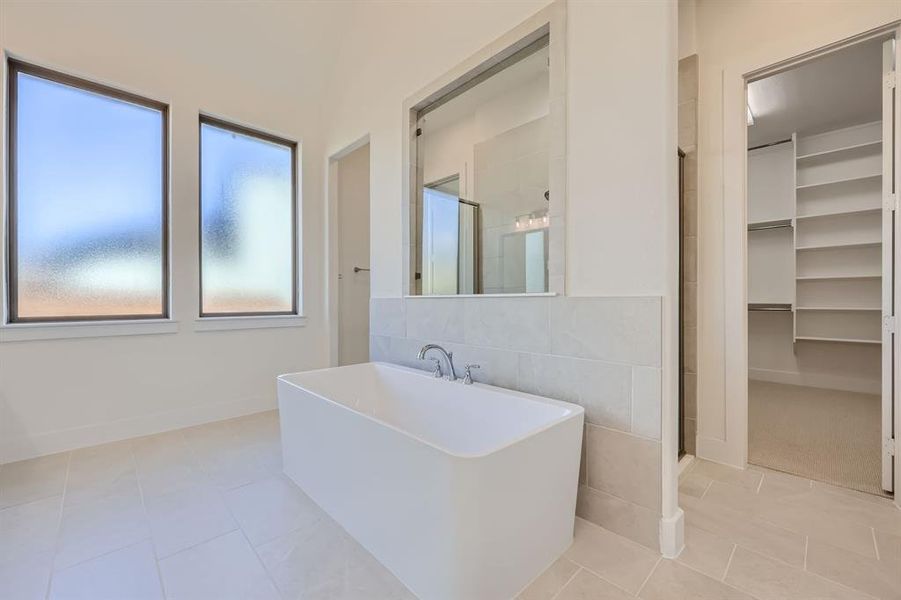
[8,62,167,322]
[200,119,296,315]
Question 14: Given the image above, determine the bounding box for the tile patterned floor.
[1,411,899,599]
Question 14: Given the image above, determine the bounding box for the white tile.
[369,298,406,337]
[405,298,464,343]
[631,367,661,439]
[0,452,69,509]
[159,530,279,600]
[369,335,393,364]
[65,440,137,508]
[192,444,269,491]
[464,297,550,353]
[516,557,579,600]
[145,482,237,558]
[132,430,207,499]
[556,568,633,600]
[676,525,734,580]
[576,485,659,550]
[518,354,631,430]
[225,476,323,546]
[438,342,520,388]
[55,482,150,570]
[0,551,52,600]
[0,494,61,565]
[724,545,873,600]
[583,425,661,511]
[564,518,659,595]
[549,297,661,367]
[640,559,754,599]
[257,516,413,600]
[50,540,163,600]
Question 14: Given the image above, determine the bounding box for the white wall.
[678,0,696,59]
[0,1,348,461]
[692,0,901,465]
[322,0,677,299]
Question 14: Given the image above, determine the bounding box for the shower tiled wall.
[474,116,550,294]
[370,295,663,550]
[679,55,698,455]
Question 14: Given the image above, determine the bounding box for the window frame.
[5,58,170,324]
[197,114,299,318]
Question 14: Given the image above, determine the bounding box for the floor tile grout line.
[755,472,764,494]
[130,442,168,599]
[681,513,810,573]
[43,450,72,600]
[870,527,880,561]
[720,544,737,582]
[671,551,778,599]
[181,429,286,599]
[804,565,883,600]
[548,566,582,600]
[635,556,662,597]
[565,557,647,598]
[155,526,242,562]
[699,479,714,500]
[723,541,882,600]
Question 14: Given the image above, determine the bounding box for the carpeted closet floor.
[748,380,887,497]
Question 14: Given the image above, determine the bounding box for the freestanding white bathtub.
[277,362,584,600]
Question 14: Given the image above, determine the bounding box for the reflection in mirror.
[415,35,550,295]
[422,176,480,295]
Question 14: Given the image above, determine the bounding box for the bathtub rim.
[277,361,584,460]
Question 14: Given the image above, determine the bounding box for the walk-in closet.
[746,36,896,496]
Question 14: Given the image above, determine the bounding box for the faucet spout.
[416,344,457,381]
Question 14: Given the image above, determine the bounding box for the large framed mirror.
[403,3,566,296]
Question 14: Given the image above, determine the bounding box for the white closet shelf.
[796,173,880,190]
[795,336,880,345]
[796,275,880,281]
[796,241,881,251]
[795,140,881,161]
[795,207,881,221]
[795,306,882,311]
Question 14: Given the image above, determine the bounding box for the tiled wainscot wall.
[370,295,663,550]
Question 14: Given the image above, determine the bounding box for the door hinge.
[883,315,896,334]
[886,71,897,89]
[887,438,896,457]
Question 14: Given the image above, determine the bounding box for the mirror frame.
[401,0,567,297]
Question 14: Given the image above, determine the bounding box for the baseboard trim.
[659,507,684,559]
[749,368,879,395]
[0,395,276,464]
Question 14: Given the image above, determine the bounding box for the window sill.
[0,319,179,343]
[193,314,307,332]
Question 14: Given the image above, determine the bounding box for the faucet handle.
[425,357,442,378]
[462,363,481,385]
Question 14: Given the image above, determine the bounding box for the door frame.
[716,22,901,505]
[326,134,370,367]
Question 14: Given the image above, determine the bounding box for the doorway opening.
[331,141,371,366]
[745,33,897,496]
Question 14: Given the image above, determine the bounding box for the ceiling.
[747,37,887,147]
[419,44,549,134]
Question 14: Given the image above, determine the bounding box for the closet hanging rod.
[748,303,792,312]
[748,219,792,231]
[748,138,792,152]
